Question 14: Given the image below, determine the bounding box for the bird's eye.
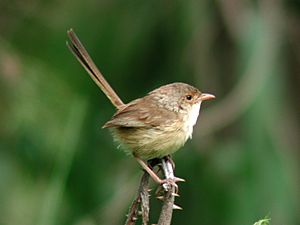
[186,95,192,100]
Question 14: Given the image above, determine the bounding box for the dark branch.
[125,172,150,225]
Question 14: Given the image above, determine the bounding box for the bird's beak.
[199,93,215,101]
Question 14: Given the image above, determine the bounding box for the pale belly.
[111,126,189,160]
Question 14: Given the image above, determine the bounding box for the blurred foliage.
[0,0,299,225]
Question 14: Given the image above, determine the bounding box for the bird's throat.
[186,102,201,139]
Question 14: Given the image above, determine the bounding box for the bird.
[67,29,215,185]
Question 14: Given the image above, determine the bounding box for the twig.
[125,158,178,225]
[125,171,150,225]
[140,172,150,225]
[157,158,176,225]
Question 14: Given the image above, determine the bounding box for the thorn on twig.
[172,204,183,210]
[174,177,186,182]
[156,196,164,201]
[171,193,180,197]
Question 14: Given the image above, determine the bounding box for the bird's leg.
[135,156,185,195]
[148,156,185,183]
[162,156,185,183]
[148,158,161,168]
[154,157,185,195]
[135,156,164,184]
[148,158,163,177]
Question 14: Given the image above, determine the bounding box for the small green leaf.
[253,218,271,225]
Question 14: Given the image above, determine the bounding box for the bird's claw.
[159,176,185,193]
[160,178,177,192]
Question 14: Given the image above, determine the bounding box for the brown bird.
[67,29,215,185]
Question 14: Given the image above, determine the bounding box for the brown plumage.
[102,83,205,160]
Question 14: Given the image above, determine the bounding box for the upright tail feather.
[67,29,125,109]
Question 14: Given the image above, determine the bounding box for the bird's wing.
[102,98,177,128]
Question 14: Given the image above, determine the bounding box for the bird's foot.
[156,176,185,194]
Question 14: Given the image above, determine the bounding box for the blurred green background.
[0,0,299,225]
